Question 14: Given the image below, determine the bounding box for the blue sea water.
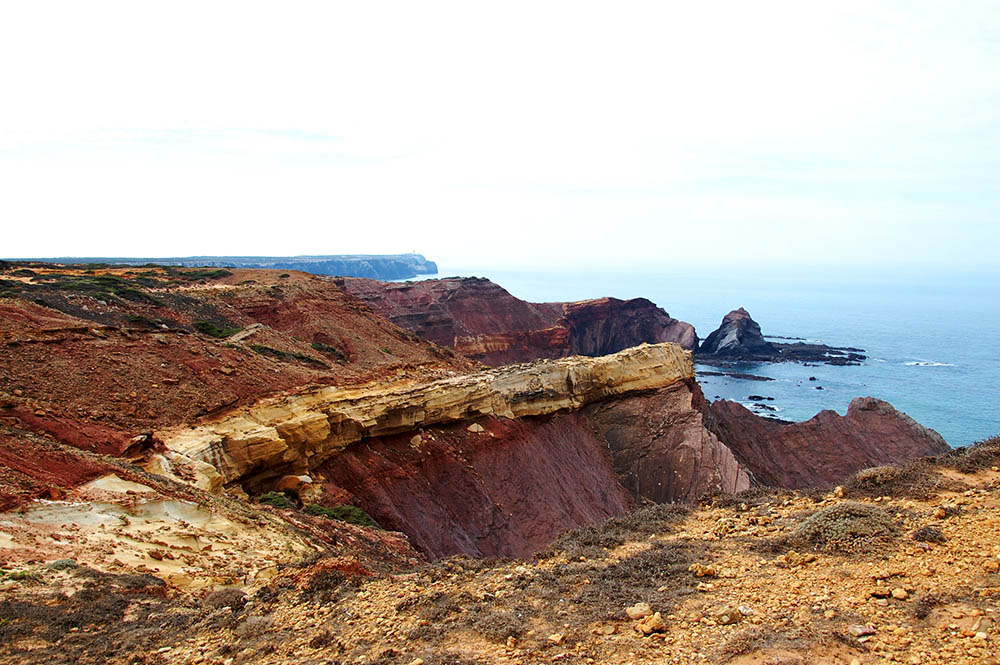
[426,265,1000,448]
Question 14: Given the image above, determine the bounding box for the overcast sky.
[1,1,998,272]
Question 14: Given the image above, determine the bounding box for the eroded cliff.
[153,342,695,493]
[340,277,697,365]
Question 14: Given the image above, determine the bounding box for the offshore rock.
[698,307,776,357]
[705,397,950,488]
[153,343,695,492]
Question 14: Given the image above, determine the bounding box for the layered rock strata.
[153,343,695,493]
[317,413,634,558]
[340,277,697,365]
[317,379,752,558]
[705,397,950,488]
[585,380,751,503]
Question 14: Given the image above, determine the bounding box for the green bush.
[249,344,328,369]
[310,341,347,362]
[257,492,295,510]
[303,503,380,529]
[193,320,242,338]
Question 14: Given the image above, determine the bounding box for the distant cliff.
[15,253,439,280]
[340,276,697,365]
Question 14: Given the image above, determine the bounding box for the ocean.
[425,264,1000,448]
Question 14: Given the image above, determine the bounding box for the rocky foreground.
[0,262,990,665]
[0,438,997,665]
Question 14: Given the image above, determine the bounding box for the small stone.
[892,588,909,600]
[849,624,876,638]
[783,550,817,567]
[547,633,565,645]
[506,637,516,649]
[688,563,717,578]
[467,423,485,433]
[408,660,424,665]
[625,602,652,619]
[715,608,743,625]
[410,434,422,446]
[824,610,837,619]
[984,560,1000,573]
[850,660,862,665]
[976,631,989,640]
[833,486,845,498]
[933,507,947,519]
[634,612,667,635]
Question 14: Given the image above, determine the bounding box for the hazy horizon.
[2,2,998,274]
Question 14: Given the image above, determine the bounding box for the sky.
[1,1,998,273]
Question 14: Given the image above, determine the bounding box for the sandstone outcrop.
[697,307,776,357]
[340,277,697,365]
[152,343,695,492]
[704,397,950,488]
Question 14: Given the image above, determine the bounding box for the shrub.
[913,525,947,543]
[193,320,242,338]
[463,606,529,642]
[204,588,247,611]
[249,344,329,369]
[303,503,380,529]
[310,341,347,362]
[257,491,295,510]
[941,435,1000,474]
[233,616,273,638]
[717,628,769,661]
[793,502,898,553]
[843,462,938,500]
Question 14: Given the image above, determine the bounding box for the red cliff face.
[704,397,950,489]
[340,277,696,366]
[312,380,751,560]
[316,413,634,559]
[585,380,750,503]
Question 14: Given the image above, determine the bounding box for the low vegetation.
[249,344,329,368]
[192,320,242,338]
[792,502,898,553]
[303,503,381,529]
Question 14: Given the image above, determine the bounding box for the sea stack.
[698,307,777,357]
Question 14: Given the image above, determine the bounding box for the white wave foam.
[904,361,955,367]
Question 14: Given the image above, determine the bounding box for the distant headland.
[8,253,439,281]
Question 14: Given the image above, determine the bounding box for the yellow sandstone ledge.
[150,342,693,492]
